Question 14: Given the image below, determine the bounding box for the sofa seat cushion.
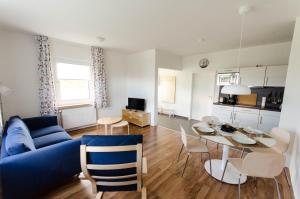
[33,131,72,149]
[30,125,65,138]
[5,118,36,156]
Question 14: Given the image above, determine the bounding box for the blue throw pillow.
[5,126,36,156]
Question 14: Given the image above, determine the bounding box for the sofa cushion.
[33,131,72,149]
[30,125,65,138]
[5,117,36,156]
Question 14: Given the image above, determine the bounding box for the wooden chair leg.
[96,192,103,199]
[141,187,147,199]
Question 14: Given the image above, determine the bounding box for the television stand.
[122,109,150,127]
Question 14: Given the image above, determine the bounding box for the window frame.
[53,58,94,107]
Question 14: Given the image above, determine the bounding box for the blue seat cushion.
[33,131,72,149]
[81,135,143,192]
[30,125,65,138]
[5,117,36,156]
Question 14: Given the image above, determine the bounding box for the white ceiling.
[0,0,300,55]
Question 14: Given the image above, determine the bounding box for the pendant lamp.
[221,5,251,96]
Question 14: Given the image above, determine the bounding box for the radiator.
[59,106,97,130]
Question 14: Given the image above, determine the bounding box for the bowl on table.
[221,124,237,133]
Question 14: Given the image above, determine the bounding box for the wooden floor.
[44,124,293,199]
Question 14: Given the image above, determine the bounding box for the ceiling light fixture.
[221,5,252,96]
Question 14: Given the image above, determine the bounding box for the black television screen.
[128,98,145,111]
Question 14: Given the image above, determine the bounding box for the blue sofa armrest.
[0,139,81,199]
[22,115,58,131]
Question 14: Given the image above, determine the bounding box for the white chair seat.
[187,143,208,153]
[111,121,129,128]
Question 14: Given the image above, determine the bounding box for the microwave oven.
[217,73,239,86]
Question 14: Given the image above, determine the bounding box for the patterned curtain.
[91,47,109,109]
[36,35,57,115]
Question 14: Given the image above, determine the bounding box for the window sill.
[57,103,94,110]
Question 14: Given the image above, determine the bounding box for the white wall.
[0,30,128,127]
[182,42,291,72]
[279,17,300,199]
[156,50,182,70]
[127,50,157,125]
[0,30,40,121]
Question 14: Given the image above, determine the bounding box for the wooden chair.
[177,125,212,176]
[221,152,285,199]
[110,121,130,135]
[80,135,147,199]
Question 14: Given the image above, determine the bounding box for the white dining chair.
[110,121,130,135]
[221,152,285,199]
[249,127,291,187]
[177,125,212,176]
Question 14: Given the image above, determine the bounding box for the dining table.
[192,122,277,185]
[97,117,122,135]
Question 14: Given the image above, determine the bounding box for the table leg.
[204,145,247,184]
[105,124,108,135]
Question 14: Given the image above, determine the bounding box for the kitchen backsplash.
[218,86,285,110]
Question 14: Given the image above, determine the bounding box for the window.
[55,62,93,106]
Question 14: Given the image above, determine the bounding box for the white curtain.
[91,47,109,109]
[36,35,57,115]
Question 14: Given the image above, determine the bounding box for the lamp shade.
[0,85,11,96]
[221,84,251,95]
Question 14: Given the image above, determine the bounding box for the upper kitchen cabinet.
[264,65,288,87]
[240,66,266,87]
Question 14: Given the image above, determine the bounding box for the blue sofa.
[0,115,81,199]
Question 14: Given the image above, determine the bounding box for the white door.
[212,105,233,124]
[191,71,215,120]
[265,65,288,87]
[240,66,266,87]
[258,110,281,132]
[233,107,259,128]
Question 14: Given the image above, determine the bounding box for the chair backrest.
[202,116,220,124]
[242,152,285,178]
[270,127,290,153]
[80,135,143,193]
[179,125,188,148]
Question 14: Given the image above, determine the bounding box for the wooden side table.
[97,117,122,135]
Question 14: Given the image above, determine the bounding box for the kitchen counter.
[213,102,281,112]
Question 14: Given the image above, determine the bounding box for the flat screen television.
[127,98,145,111]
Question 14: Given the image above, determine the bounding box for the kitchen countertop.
[213,102,281,112]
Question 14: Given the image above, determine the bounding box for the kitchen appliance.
[216,72,239,86]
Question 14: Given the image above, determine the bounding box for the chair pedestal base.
[204,160,247,184]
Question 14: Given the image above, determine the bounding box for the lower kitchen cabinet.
[233,107,259,128]
[212,105,233,124]
[212,105,281,132]
[257,110,281,132]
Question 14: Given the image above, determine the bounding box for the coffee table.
[97,117,122,135]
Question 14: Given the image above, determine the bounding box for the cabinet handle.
[234,112,237,120]
[265,77,269,86]
[260,116,263,124]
